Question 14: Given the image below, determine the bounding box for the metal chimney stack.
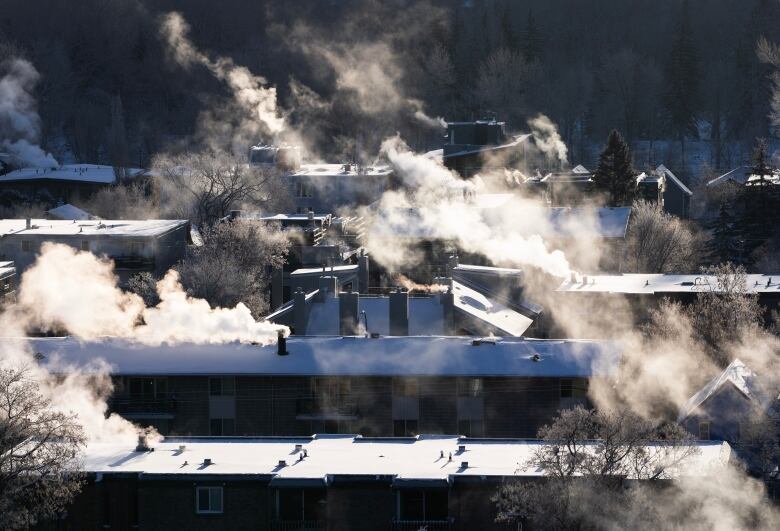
[389,288,409,336]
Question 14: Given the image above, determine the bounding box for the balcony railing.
[296,398,359,419]
[271,520,325,531]
[392,518,455,531]
[108,398,176,419]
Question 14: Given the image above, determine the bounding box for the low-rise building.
[443,120,535,178]
[286,163,393,214]
[46,435,731,531]
[636,165,692,218]
[29,335,620,438]
[0,218,190,284]
[0,164,147,204]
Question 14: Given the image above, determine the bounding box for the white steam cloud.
[361,135,579,277]
[1,243,287,443]
[159,12,285,153]
[528,113,568,166]
[0,58,58,167]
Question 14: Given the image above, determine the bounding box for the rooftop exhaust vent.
[531,354,541,362]
[278,460,287,468]
[277,330,288,356]
[461,461,469,468]
[203,458,212,466]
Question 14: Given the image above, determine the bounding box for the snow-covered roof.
[452,264,524,278]
[253,213,332,222]
[0,219,188,238]
[557,273,780,295]
[656,165,693,195]
[0,164,145,185]
[46,203,94,221]
[708,166,780,188]
[548,207,631,239]
[26,335,621,378]
[0,261,14,278]
[452,281,533,336]
[80,435,731,480]
[572,164,590,174]
[292,164,392,177]
[443,134,532,159]
[290,265,358,277]
[678,359,769,422]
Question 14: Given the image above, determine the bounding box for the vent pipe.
[339,291,360,335]
[358,252,369,294]
[277,330,288,356]
[389,288,409,336]
[293,288,308,335]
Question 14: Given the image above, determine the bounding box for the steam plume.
[0,58,58,167]
[528,113,568,166]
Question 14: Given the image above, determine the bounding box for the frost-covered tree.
[0,366,85,530]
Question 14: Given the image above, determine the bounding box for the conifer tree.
[522,10,540,62]
[708,200,739,264]
[663,0,699,148]
[593,129,637,206]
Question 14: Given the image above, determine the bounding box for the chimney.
[316,275,338,302]
[339,291,360,335]
[25,218,31,230]
[277,330,288,356]
[293,288,308,335]
[389,288,409,336]
[135,434,151,452]
[358,252,369,294]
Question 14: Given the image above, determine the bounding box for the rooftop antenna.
[361,310,369,338]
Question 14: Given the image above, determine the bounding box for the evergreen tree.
[663,0,699,143]
[108,94,129,180]
[707,200,739,263]
[499,2,517,50]
[736,138,780,261]
[750,137,772,186]
[593,129,637,206]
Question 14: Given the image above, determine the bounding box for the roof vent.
[135,434,151,452]
[458,445,466,452]
[277,330,288,356]
[295,444,303,452]
[531,354,541,362]
[203,458,212,466]
[461,461,469,468]
[278,460,287,468]
[178,445,186,453]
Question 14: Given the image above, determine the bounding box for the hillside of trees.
[1,0,779,169]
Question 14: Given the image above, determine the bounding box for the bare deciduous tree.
[175,220,289,317]
[153,151,290,226]
[0,366,85,530]
[625,199,704,273]
[493,406,698,530]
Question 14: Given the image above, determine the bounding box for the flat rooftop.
[0,260,14,278]
[558,273,780,295]
[23,335,621,378]
[0,164,146,184]
[81,435,730,481]
[0,219,188,238]
[292,164,392,177]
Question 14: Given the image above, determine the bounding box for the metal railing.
[271,520,325,531]
[392,518,455,531]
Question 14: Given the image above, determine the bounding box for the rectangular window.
[127,241,144,254]
[210,377,235,396]
[210,418,235,436]
[128,377,167,399]
[277,489,326,522]
[393,377,419,397]
[81,240,90,251]
[296,182,313,198]
[699,421,710,440]
[560,379,587,398]
[458,419,484,438]
[196,486,223,514]
[398,490,448,521]
[457,378,483,397]
[393,419,418,437]
[21,240,31,252]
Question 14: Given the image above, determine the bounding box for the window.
[311,377,350,400]
[277,489,326,522]
[210,418,235,436]
[128,377,167,399]
[393,377,419,397]
[81,240,90,251]
[560,379,588,398]
[398,489,448,521]
[296,181,313,198]
[127,241,144,254]
[457,378,483,397]
[699,421,710,440]
[21,240,31,252]
[393,419,418,437]
[458,419,484,438]
[196,486,223,514]
[210,377,235,396]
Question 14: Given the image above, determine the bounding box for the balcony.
[108,397,176,420]
[295,397,359,420]
[392,519,455,531]
[271,521,325,531]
